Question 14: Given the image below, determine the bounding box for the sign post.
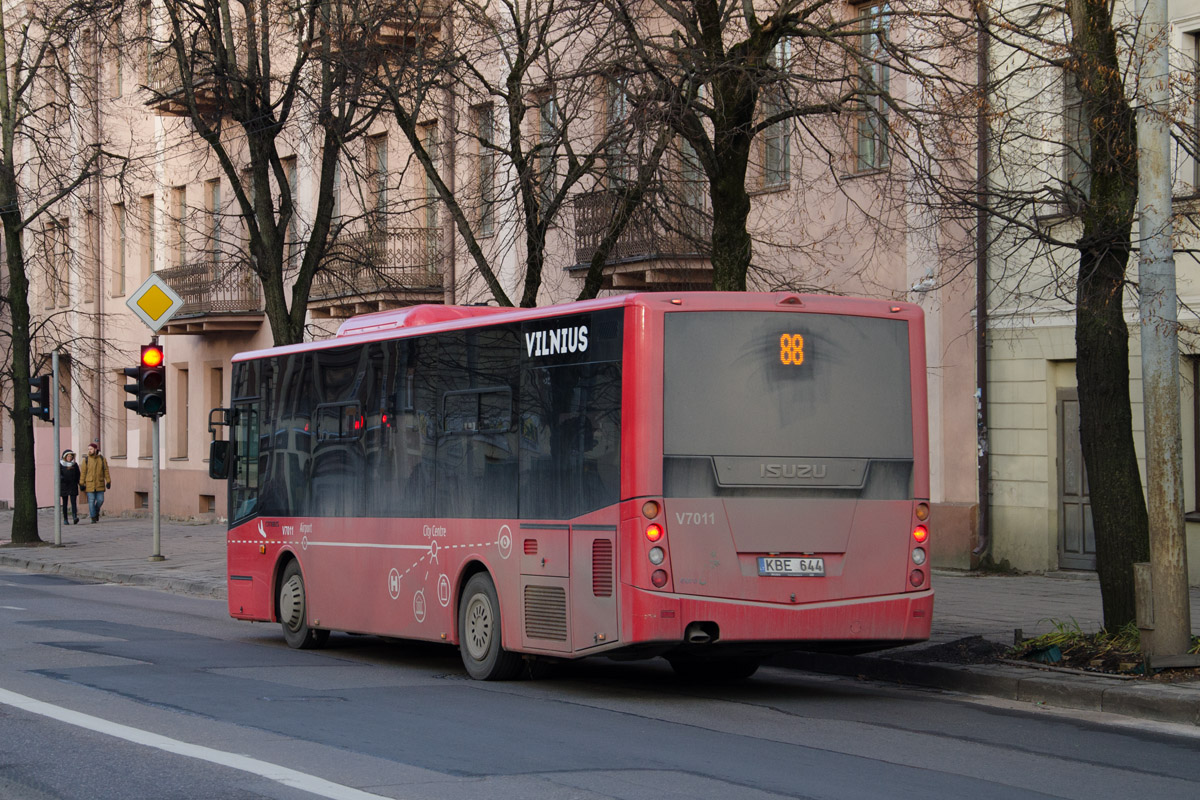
[125,275,184,562]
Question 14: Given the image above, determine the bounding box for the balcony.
[156,260,264,335]
[146,49,222,117]
[569,187,713,290]
[302,0,444,58]
[310,225,445,318]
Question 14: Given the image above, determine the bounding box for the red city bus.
[211,292,932,680]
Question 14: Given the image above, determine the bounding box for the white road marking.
[0,688,395,800]
[0,606,26,610]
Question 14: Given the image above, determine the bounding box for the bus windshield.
[663,311,913,498]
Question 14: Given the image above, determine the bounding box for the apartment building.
[1,1,981,568]
[983,1,1200,580]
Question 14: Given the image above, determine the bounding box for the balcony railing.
[157,260,261,317]
[573,187,711,267]
[311,225,443,300]
[301,0,445,56]
[146,48,222,116]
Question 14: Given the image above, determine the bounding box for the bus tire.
[458,572,522,680]
[279,560,329,650]
[668,655,760,681]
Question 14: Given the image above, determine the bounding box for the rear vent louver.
[524,585,567,641]
[592,539,614,597]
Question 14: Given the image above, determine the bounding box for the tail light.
[910,569,925,587]
[912,525,928,543]
[643,500,670,589]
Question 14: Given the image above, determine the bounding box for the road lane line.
[0,688,393,800]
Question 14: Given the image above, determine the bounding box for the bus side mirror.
[209,440,231,480]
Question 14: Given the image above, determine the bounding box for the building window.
[206,179,221,262]
[111,371,128,458]
[421,123,440,268]
[141,3,152,85]
[171,186,187,267]
[855,2,890,172]
[538,96,558,207]
[474,105,496,236]
[1063,68,1091,209]
[141,194,156,278]
[113,29,124,98]
[607,77,633,187]
[421,122,440,231]
[47,219,69,308]
[113,203,126,296]
[369,134,388,232]
[1191,35,1200,193]
[283,157,299,265]
[172,367,189,459]
[331,160,342,223]
[209,367,224,442]
[762,40,791,188]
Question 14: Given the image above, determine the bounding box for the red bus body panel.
[226,292,932,660]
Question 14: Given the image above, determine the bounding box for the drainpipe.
[92,23,104,438]
[973,2,992,565]
[443,12,456,306]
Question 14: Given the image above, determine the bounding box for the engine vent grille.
[524,585,567,641]
[592,539,614,597]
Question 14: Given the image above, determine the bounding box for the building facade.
[1,1,981,569]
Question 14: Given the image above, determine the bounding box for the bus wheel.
[279,561,329,650]
[458,573,522,680]
[668,655,760,681]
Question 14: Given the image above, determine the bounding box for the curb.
[0,552,225,600]
[775,652,1200,727]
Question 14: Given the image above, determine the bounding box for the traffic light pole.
[149,336,164,562]
[52,351,61,548]
[150,414,163,561]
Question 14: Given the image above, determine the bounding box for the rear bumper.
[622,585,934,649]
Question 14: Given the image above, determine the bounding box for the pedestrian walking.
[80,439,111,523]
[59,450,80,525]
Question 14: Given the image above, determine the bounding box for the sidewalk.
[2,509,1198,726]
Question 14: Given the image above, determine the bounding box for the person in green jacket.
[79,440,111,523]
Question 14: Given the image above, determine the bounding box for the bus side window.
[231,405,260,522]
[520,362,620,519]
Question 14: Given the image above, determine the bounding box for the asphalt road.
[2,567,1199,800]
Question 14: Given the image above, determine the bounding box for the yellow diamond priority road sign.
[126,273,184,333]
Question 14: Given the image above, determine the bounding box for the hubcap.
[281,575,304,632]
[464,593,493,661]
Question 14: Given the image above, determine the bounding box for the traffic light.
[124,344,166,418]
[29,374,52,421]
[140,344,166,417]
[123,365,142,414]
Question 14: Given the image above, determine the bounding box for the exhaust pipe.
[684,622,717,644]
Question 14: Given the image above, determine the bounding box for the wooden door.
[1058,389,1096,570]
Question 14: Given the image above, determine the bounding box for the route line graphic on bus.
[231,524,514,624]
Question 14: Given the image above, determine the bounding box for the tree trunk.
[1069,0,1147,629]
[1075,244,1148,627]
[709,171,752,291]
[3,186,42,544]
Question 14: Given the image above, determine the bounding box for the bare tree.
[369,0,675,307]
[956,0,1177,628]
[2,1,116,543]
[149,0,383,346]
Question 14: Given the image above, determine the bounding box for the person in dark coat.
[59,450,81,525]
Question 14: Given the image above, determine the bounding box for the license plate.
[757,556,825,577]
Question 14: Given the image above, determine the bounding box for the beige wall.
[4,3,981,566]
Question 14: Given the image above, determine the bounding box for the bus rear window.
[664,312,912,461]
